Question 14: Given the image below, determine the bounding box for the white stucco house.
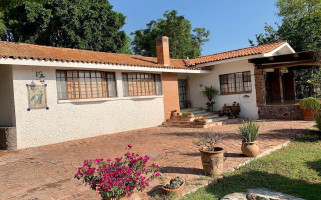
[0,37,300,150]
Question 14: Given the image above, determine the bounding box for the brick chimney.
[156,36,170,66]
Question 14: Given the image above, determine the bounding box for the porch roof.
[249,51,321,69]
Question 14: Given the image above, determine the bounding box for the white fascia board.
[263,43,295,56]
[0,58,211,74]
[195,54,265,68]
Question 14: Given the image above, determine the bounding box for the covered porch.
[250,51,321,119]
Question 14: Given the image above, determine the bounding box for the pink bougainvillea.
[75,145,161,199]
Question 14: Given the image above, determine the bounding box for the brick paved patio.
[0,120,314,200]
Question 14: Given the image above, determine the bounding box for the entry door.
[178,79,188,108]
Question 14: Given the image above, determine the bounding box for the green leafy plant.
[163,176,184,190]
[299,97,320,110]
[201,86,219,110]
[182,112,192,117]
[239,120,260,142]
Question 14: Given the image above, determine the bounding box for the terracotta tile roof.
[184,41,288,66]
[0,41,189,70]
[0,41,288,69]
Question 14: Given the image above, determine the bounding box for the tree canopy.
[1,0,130,53]
[250,0,321,98]
[249,0,321,51]
[131,10,210,59]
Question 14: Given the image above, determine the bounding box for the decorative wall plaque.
[26,84,49,111]
[239,94,253,103]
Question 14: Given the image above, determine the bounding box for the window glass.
[56,70,116,100]
[122,73,161,96]
[219,71,251,94]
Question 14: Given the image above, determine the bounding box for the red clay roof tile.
[184,41,288,66]
[0,41,288,69]
[0,41,188,69]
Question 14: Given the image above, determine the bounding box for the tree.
[249,0,321,51]
[1,0,129,53]
[0,0,46,37]
[131,10,210,59]
[250,0,321,98]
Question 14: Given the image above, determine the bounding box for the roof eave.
[0,58,211,74]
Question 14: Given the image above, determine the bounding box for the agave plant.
[239,120,260,142]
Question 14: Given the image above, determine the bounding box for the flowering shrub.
[194,116,206,123]
[75,145,161,199]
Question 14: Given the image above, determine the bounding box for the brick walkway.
[0,120,314,200]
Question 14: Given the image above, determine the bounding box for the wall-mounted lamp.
[36,71,45,83]
[29,80,36,90]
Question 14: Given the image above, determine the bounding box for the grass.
[182,130,321,200]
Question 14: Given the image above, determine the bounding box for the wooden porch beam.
[256,61,321,69]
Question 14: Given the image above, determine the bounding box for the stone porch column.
[254,67,266,106]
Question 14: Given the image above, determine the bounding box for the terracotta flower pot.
[301,109,317,121]
[241,142,260,157]
[199,147,224,177]
[162,180,185,195]
[103,197,119,200]
[103,194,125,200]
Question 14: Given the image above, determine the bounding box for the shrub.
[239,120,260,142]
[194,116,206,123]
[194,130,223,151]
[75,145,161,199]
[299,97,320,110]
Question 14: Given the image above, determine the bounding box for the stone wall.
[258,105,303,120]
[0,127,17,150]
[254,67,265,106]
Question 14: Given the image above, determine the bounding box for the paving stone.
[0,120,314,200]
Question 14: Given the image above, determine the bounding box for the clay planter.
[199,147,224,177]
[103,194,126,200]
[103,197,120,200]
[194,121,206,125]
[241,142,260,157]
[301,109,317,121]
[162,180,185,195]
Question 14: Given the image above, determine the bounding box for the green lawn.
[183,130,321,200]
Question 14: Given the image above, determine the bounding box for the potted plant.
[75,145,161,200]
[239,120,260,157]
[194,116,207,125]
[162,176,185,195]
[201,86,219,111]
[182,112,193,117]
[299,97,320,120]
[171,110,177,117]
[194,130,224,177]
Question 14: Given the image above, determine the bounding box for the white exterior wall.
[181,60,259,119]
[11,65,165,149]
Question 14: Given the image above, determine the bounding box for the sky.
[109,0,280,56]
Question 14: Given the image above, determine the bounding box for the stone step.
[194,112,216,117]
[209,116,229,122]
[189,110,208,114]
[202,114,220,118]
[180,108,202,112]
